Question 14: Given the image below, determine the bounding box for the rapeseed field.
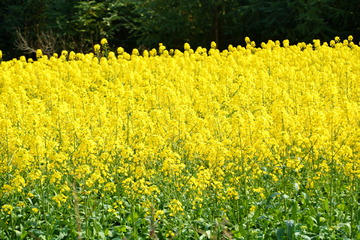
[0,37,360,239]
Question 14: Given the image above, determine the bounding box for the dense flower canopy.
[0,37,359,239]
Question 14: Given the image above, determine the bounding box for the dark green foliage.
[0,0,49,59]
[1,0,360,59]
[223,0,360,47]
[0,0,138,60]
[130,0,216,50]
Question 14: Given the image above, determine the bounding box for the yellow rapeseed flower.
[94,44,101,53]
[184,42,190,51]
[36,49,43,58]
[0,37,359,233]
[2,205,13,214]
[249,206,256,213]
[101,38,108,45]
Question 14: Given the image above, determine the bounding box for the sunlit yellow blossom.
[184,42,190,51]
[52,194,68,207]
[61,50,68,57]
[0,37,359,236]
[12,175,26,192]
[94,44,101,52]
[249,206,256,213]
[169,199,183,216]
[283,39,290,47]
[69,51,76,60]
[101,38,108,45]
[117,47,124,55]
[132,49,139,56]
[154,210,165,220]
[166,231,175,237]
[19,55,26,62]
[27,193,34,199]
[2,205,13,214]
[108,51,115,59]
[36,49,43,58]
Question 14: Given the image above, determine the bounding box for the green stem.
[11,212,15,239]
[283,162,288,220]
[132,195,136,236]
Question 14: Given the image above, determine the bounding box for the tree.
[130,0,217,50]
[1,0,360,60]
[223,0,360,46]
[0,0,139,60]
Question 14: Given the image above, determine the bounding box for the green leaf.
[294,182,299,192]
[15,230,22,238]
[324,198,329,212]
[338,222,351,234]
[291,201,298,222]
[58,231,67,240]
[276,194,289,208]
[205,230,211,238]
[301,192,310,205]
[299,234,311,240]
[114,225,126,233]
[135,218,143,228]
[257,215,269,222]
[99,231,106,240]
[267,192,282,205]
[233,230,242,238]
[309,205,316,216]
[276,227,285,240]
[285,220,295,240]
[127,211,138,224]
[252,207,261,221]
[280,194,289,201]
[239,224,246,237]
[20,228,28,240]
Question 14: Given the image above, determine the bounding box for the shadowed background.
[0,0,359,60]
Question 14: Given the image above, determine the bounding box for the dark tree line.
[0,0,360,60]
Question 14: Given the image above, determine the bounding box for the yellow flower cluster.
[52,194,68,207]
[1,205,13,214]
[32,207,39,214]
[0,36,360,219]
[169,199,184,216]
